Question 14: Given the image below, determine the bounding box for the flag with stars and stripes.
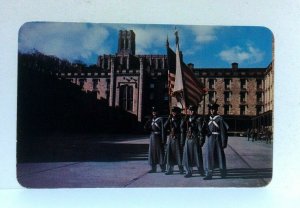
[167,30,206,112]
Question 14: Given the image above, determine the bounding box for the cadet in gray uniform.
[144,107,166,173]
[203,103,229,180]
[182,105,205,178]
[164,106,184,175]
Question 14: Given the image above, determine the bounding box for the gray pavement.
[17,136,272,188]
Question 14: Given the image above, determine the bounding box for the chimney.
[232,62,238,70]
[188,63,194,69]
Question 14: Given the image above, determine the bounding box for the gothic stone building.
[57,30,170,122]
[56,30,273,131]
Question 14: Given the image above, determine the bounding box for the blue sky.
[19,22,273,68]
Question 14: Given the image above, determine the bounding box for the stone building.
[194,63,268,116]
[55,29,273,131]
[191,62,273,131]
[57,30,170,122]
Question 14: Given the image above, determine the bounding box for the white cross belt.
[208,115,220,128]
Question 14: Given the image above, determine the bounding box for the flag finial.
[174,27,179,45]
[166,35,169,48]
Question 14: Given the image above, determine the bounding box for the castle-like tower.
[118,30,135,55]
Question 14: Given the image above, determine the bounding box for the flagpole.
[182,75,188,115]
[179,47,187,114]
[168,71,172,114]
[166,35,172,115]
[202,78,206,117]
[175,28,187,114]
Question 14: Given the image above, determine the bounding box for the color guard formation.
[144,103,229,180]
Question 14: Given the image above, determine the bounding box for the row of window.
[77,78,265,115]
[208,79,263,90]
[82,78,265,92]
[223,105,263,116]
[78,79,111,91]
[149,83,168,89]
[208,91,263,103]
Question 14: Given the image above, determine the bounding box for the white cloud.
[19,22,110,63]
[19,23,176,64]
[131,26,170,54]
[186,25,218,44]
[218,43,264,65]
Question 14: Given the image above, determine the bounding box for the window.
[240,79,246,89]
[224,79,231,89]
[256,106,263,115]
[79,79,85,88]
[106,90,110,100]
[240,105,246,115]
[119,85,133,111]
[151,58,155,68]
[257,92,263,103]
[150,83,155,89]
[224,91,231,102]
[224,105,231,115]
[156,59,161,69]
[240,92,246,102]
[257,79,263,89]
[93,79,98,90]
[208,91,215,102]
[164,92,169,101]
[208,79,215,89]
[149,92,155,100]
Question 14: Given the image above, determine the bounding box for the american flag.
[166,39,176,108]
[167,31,206,111]
[180,61,206,107]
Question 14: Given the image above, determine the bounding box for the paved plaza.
[17,136,272,188]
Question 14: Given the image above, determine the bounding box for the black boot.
[221,169,227,178]
[198,169,205,177]
[160,164,166,172]
[165,170,173,175]
[179,166,184,174]
[203,172,212,180]
[148,165,157,173]
[165,166,173,175]
[184,172,192,178]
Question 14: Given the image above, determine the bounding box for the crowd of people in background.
[246,127,273,144]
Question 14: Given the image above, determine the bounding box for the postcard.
[17,22,273,188]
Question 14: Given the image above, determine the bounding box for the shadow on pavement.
[213,168,272,179]
[18,141,149,163]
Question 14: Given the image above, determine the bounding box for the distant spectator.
[266,128,272,144]
[252,129,258,142]
[247,129,251,141]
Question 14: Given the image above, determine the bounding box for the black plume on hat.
[152,106,158,112]
[171,106,182,113]
[188,105,197,111]
[208,99,219,110]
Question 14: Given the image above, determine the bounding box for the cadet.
[144,107,166,173]
[164,106,184,175]
[182,105,205,178]
[203,103,229,180]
